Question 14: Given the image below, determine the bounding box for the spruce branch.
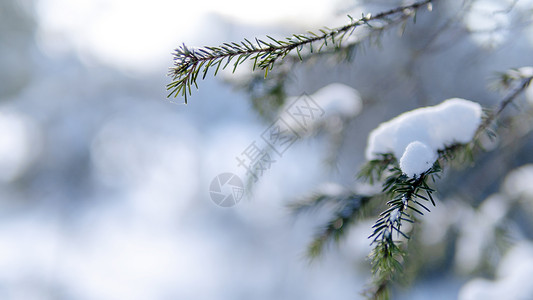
[480,72,533,135]
[290,65,531,298]
[308,195,372,259]
[360,76,533,298]
[288,62,530,298]
[365,164,440,300]
[369,165,439,245]
[359,79,532,298]
[365,141,483,255]
[167,0,435,102]
[358,154,397,185]
[289,189,372,259]
[362,141,480,299]
[365,240,405,300]
[242,68,290,120]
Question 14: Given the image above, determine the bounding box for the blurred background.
[2,0,533,299]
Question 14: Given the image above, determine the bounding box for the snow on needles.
[365,98,482,178]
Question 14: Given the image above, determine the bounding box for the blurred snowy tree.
[168,0,533,299]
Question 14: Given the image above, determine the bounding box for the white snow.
[365,98,482,177]
[517,66,533,78]
[399,141,437,179]
[513,67,533,105]
[36,0,337,72]
[454,194,509,273]
[316,182,347,197]
[282,83,362,133]
[505,66,533,81]
[502,164,533,216]
[389,208,401,223]
[503,164,533,199]
[464,0,511,48]
[0,110,40,182]
[459,241,533,300]
[309,83,363,118]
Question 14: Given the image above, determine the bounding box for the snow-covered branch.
[358,68,533,299]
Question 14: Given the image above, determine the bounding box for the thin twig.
[478,76,533,135]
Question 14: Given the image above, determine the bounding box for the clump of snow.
[503,164,533,199]
[316,182,347,197]
[517,66,533,78]
[454,194,509,273]
[285,83,362,118]
[282,83,362,132]
[366,98,482,178]
[505,67,533,82]
[515,67,533,105]
[399,141,437,178]
[0,110,40,182]
[464,0,511,48]
[310,83,362,118]
[502,164,533,216]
